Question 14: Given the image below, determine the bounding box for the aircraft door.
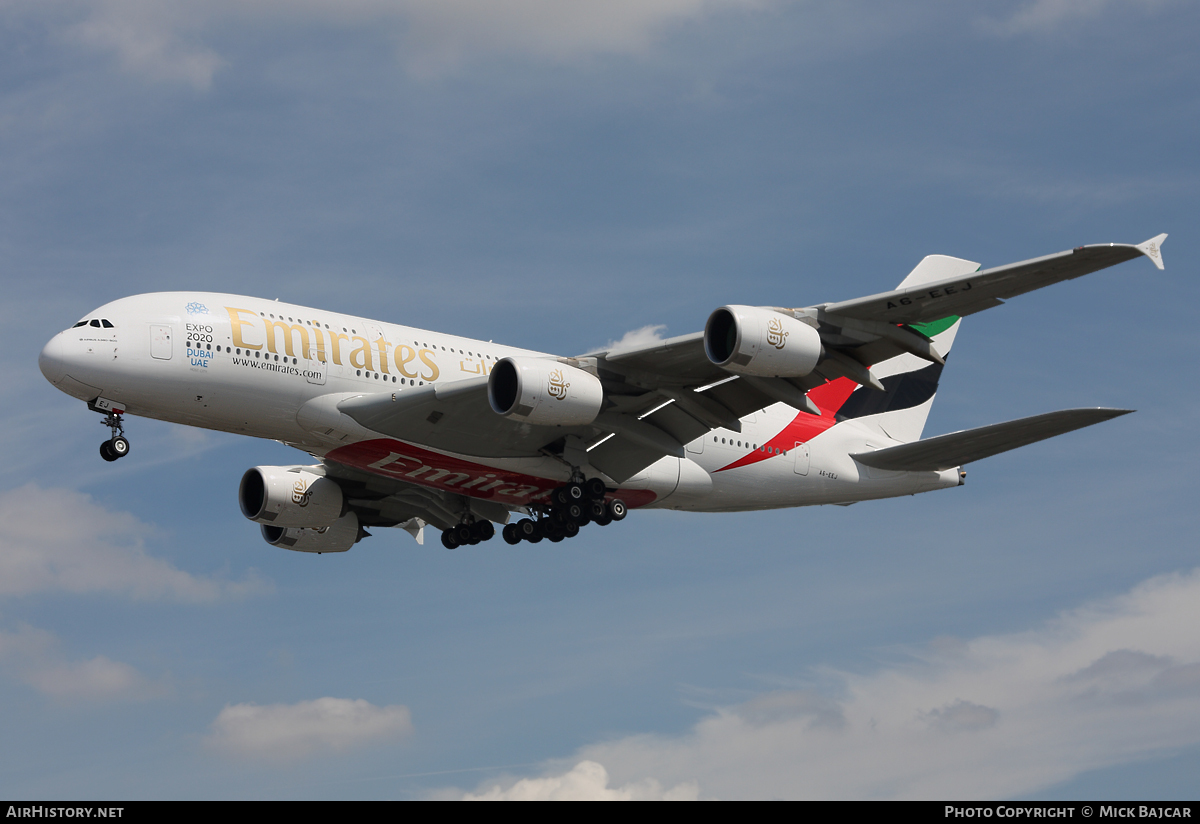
[150,324,173,360]
[305,347,326,385]
[793,441,810,476]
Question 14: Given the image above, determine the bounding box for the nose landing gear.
[98,410,130,462]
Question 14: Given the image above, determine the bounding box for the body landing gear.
[441,480,627,549]
[502,483,626,546]
[98,411,130,462]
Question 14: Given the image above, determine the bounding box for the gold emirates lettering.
[766,317,789,350]
[547,368,569,400]
[223,306,441,377]
[395,345,420,379]
[291,478,310,506]
[265,318,310,358]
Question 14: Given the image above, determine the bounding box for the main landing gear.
[98,410,131,462]
[500,480,626,546]
[438,481,628,549]
[439,519,495,550]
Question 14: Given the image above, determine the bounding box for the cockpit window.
[100,319,114,328]
[89,319,102,328]
[72,321,88,328]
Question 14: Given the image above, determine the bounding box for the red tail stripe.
[715,378,858,472]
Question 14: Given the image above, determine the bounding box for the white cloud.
[0,623,165,701]
[463,760,700,800]
[25,0,764,86]
[205,697,414,760]
[67,0,225,90]
[469,568,1200,799]
[983,0,1172,35]
[23,655,153,699]
[0,485,269,602]
[605,324,669,351]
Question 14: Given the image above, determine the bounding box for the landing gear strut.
[98,411,130,462]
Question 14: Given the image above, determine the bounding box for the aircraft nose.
[39,333,67,386]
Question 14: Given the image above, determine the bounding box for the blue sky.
[2,0,1198,799]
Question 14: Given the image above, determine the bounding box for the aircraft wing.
[850,408,1132,472]
[817,234,1167,326]
[330,347,780,483]
[336,235,1163,484]
[317,454,514,535]
[335,377,599,459]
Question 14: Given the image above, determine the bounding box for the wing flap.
[851,407,1132,472]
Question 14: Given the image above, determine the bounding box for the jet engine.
[704,305,823,378]
[488,357,604,426]
[261,512,360,553]
[238,466,344,528]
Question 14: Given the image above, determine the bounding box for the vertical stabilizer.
[833,254,978,443]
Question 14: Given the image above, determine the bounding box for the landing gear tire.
[554,484,585,505]
[98,411,129,462]
[608,499,627,521]
[502,524,521,545]
[472,520,495,542]
[516,518,539,542]
[584,477,607,499]
[441,530,460,550]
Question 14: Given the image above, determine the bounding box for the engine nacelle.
[488,357,604,426]
[704,305,823,378]
[261,512,360,554]
[238,466,344,528]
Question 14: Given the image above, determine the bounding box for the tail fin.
[835,254,979,443]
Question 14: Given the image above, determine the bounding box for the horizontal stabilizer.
[851,407,1132,472]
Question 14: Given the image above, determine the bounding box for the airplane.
[38,235,1166,551]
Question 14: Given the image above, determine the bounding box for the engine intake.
[488,357,604,426]
[704,305,823,378]
[239,466,344,528]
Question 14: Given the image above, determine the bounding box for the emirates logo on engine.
[767,317,789,350]
[547,368,570,400]
[291,478,311,507]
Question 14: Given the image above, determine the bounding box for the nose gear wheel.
[97,410,131,461]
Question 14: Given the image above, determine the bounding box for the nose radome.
[39,333,67,386]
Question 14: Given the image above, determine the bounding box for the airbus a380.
[39,235,1166,551]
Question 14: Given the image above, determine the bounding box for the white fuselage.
[39,293,960,513]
